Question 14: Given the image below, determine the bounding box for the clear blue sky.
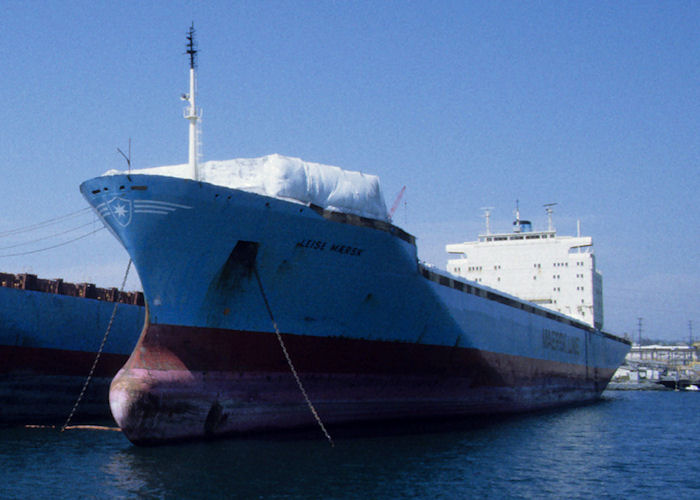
[1,1,698,341]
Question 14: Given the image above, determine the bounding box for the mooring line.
[253,265,334,447]
[60,259,132,432]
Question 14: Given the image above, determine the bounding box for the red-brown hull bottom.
[111,324,615,444]
[0,345,128,423]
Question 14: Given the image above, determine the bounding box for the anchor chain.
[60,259,132,432]
[253,265,334,447]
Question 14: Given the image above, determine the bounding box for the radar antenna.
[480,207,494,235]
[544,203,557,232]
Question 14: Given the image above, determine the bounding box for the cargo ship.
[79,28,630,444]
[0,272,144,423]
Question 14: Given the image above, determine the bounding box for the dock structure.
[612,343,700,388]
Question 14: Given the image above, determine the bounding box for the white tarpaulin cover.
[104,154,388,220]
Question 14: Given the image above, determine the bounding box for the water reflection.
[101,417,507,498]
[100,407,618,499]
[6,393,698,499]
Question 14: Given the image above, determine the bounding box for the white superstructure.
[446,206,604,329]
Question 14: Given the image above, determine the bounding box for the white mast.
[544,203,557,233]
[513,200,522,233]
[183,24,200,181]
[481,207,494,235]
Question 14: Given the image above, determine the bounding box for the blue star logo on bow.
[106,196,133,227]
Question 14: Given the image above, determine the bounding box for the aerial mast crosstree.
[183,23,200,181]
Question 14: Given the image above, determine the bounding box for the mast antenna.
[117,138,132,173]
[481,207,494,235]
[183,23,200,180]
[513,200,521,233]
[544,203,557,232]
[690,320,694,347]
[186,23,197,69]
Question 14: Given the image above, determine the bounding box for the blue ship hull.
[0,278,144,423]
[80,173,630,444]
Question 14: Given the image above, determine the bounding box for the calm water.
[1,391,699,499]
